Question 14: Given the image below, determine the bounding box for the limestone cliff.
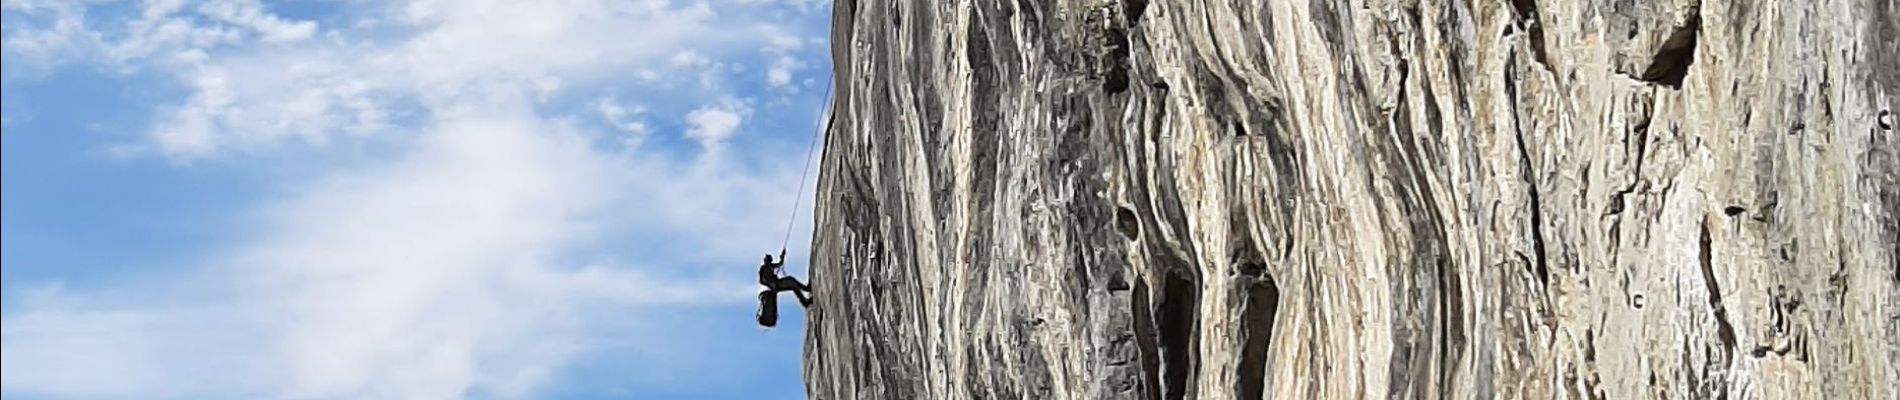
[801,0,1900,398]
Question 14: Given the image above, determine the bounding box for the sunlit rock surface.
[802,0,1900,398]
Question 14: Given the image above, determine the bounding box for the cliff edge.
[803,0,1900,398]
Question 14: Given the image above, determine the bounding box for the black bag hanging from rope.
[756,289,780,327]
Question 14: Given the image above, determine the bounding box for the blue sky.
[2,0,830,398]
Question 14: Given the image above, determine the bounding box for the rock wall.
[800,0,1900,398]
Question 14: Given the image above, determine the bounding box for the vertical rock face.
[801,0,1900,398]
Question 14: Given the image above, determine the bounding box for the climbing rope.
[780,80,834,253]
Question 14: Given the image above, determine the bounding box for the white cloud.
[766,66,793,86]
[10,0,779,159]
[1,0,329,72]
[1,0,827,398]
[758,30,810,88]
[0,0,97,69]
[596,97,651,148]
[670,50,712,68]
[257,103,611,398]
[150,57,398,158]
[685,105,744,151]
[196,0,316,42]
[766,55,802,87]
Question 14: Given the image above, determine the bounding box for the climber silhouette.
[756,249,812,327]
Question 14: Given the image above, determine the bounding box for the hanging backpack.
[756,289,780,328]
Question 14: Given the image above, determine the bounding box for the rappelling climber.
[756,249,813,327]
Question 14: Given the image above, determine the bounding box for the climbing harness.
[778,80,835,253]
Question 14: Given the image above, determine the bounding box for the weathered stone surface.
[801,0,1900,398]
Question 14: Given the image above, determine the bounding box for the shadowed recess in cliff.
[1639,14,1699,88]
[1154,269,1201,400]
[1235,259,1279,400]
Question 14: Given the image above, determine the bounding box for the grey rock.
[801,0,1900,398]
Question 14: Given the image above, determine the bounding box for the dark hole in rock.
[1106,271,1131,291]
[1237,274,1279,400]
[1724,206,1746,216]
[1157,274,1201,400]
[1123,0,1149,21]
[1639,16,1700,88]
[1104,71,1131,93]
[1102,29,1131,93]
[1116,207,1141,239]
[1235,261,1265,277]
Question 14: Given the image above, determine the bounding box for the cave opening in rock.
[1157,272,1201,400]
[1237,266,1279,400]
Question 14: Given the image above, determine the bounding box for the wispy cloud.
[1,0,830,398]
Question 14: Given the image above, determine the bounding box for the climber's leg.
[767,276,813,307]
[767,276,806,292]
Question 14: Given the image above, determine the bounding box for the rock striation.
[801,0,1900,398]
